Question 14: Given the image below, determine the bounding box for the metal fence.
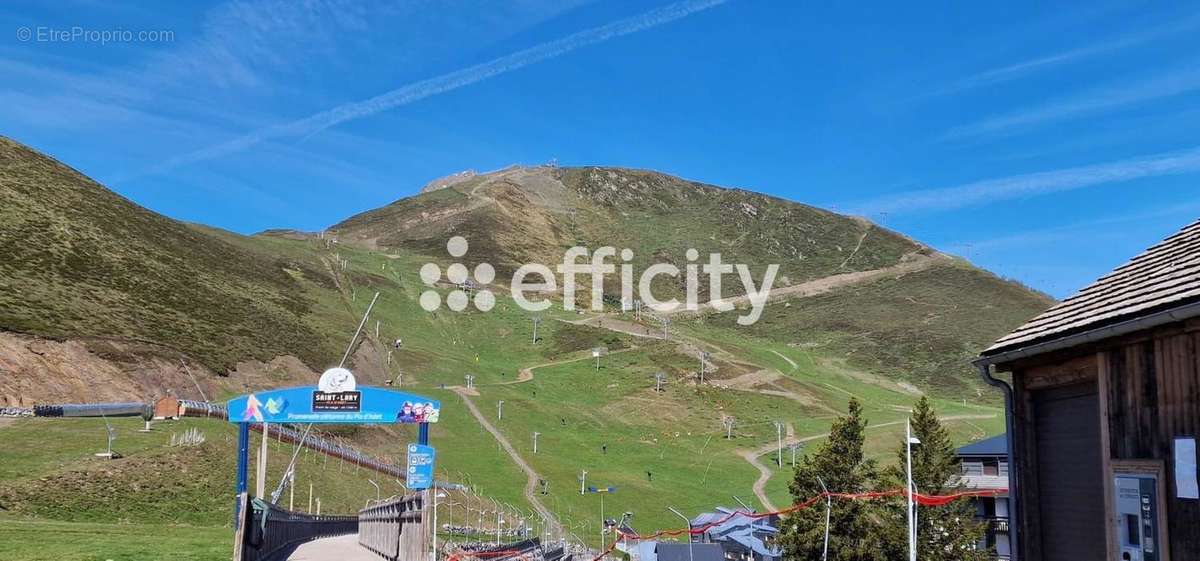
[359,493,429,561]
[33,402,150,418]
[241,497,358,561]
[177,399,227,419]
[176,400,410,478]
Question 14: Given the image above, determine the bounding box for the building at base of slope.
[957,433,1012,560]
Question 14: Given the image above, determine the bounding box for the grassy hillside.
[0,518,230,561]
[0,136,340,372]
[556,167,923,284]
[0,417,411,524]
[0,140,1040,553]
[708,259,1054,395]
[330,164,1051,397]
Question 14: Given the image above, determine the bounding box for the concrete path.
[286,533,377,560]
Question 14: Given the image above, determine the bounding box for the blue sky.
[2,1,1198,298]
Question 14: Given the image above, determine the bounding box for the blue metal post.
[235,422,250,523]
[418,422,429,445]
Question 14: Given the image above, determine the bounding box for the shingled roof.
[983,218,1200,358]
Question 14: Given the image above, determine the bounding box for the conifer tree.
[876,397,989,561]
[779,398,884,561]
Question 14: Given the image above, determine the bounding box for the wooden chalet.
[976,218,1200,561]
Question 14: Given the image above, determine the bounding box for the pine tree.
[876,397,989,561]
[778,398,884,561]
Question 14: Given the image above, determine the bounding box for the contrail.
[847,146,1200,215]
[932,13,1200,97]
[136,0,728,178]
[940,65,1200,141]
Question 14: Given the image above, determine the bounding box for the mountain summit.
[1,139,1051,399]
[0,136,1051,539]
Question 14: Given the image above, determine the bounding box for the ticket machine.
[1114,474,1160,561]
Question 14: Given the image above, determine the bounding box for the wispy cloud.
[941,65,1200,140]
[951,202,1200,252]
[937,14,1200,96]
[129,0,727,180]
[848,146,1200,215]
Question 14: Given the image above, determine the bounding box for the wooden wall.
[1003,320,1200,560]
[1102,328,1200,557]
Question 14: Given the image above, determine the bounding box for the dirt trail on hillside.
[449,346,641,538]
[712,369,781,390]
[479,252,962,522]
[558,316,669,340]
[555,303,958,514]
[490,347,637,387]
[741,413,998,512]
[568,314,833,409]
[562,315,754,375]
[663,252,951,316]
[451,387,561,534]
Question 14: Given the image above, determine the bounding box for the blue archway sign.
[227,386,441,424]
[227,368,439,519]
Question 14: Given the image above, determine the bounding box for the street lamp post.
[667,507,694,561]
[774,421,785,467]
[584,485,616,550]
[497,400,504,421]
[817,477,831,561]
[905,420,921,561]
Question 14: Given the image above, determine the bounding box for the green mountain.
[332,164,1051,395]
[0,136,340,372]
[0,138,1052,555]
[335,165,923,287]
